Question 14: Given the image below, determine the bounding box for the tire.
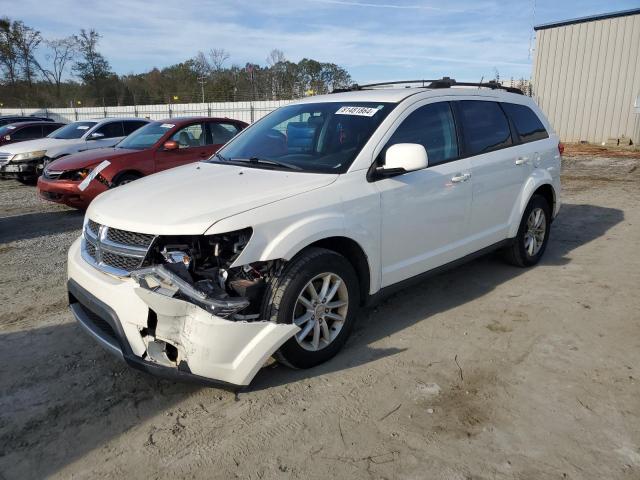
[261,247,360,369]
[17,176,37,186]
[503,194,551,267]
[113,172,141,187]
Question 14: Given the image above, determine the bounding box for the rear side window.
[386,102,458,166]
[12,125,43,140]
[457,101,512,156]
[501,103,549,143]
[95,121,124,138]
[208,122,241,144]
[123,120,148,135]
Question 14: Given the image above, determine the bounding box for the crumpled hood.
[0,137,78,155]
[87,162,338,235]
[46,147,138,171]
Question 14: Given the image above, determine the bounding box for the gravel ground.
[0,156,639,480]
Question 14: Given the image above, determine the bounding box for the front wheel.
[113,172,141,187]
[503,194,551,267]
[262,247,360,369]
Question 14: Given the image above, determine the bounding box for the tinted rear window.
[457,101,512,156]
[501,103,549,143]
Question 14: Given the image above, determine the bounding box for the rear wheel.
[503,194,551,267]
[262,247,360,369]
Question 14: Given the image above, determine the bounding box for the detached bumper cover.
[67,238,298,386]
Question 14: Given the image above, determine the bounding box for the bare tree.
[266,48,285,67]
[14,21,41,85]
[193,51,211,76]
[73,29,112,97]
[40,37,76,98]
[208,48,229,71]
[0,17,19,85]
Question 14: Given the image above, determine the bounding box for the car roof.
[80,117,151,124]
[1,121,64,128]
[292,87,528,105]
[153,116,247,124]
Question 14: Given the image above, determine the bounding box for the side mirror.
[379,143,428,176]
[163,140,179,151]
[88,132,104,140]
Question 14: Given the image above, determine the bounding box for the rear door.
[454,100,522,249]
[154,122,208,172]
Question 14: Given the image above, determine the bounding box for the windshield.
[48,121,97,139]
[211,102,395,173]
[116,121,173,150]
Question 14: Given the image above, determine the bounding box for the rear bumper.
[37,176,105,209]
[67,238,298,386]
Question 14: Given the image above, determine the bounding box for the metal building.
[532,8,640,145]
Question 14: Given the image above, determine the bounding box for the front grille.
[0,152,11,166]
[82,220,156,276]
[107,227,155,247]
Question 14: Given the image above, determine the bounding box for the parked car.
[38,117,248,209]
[67,79,562,386]
[0,115,54,127]
[0,121,66,146]
[0,117,149,183]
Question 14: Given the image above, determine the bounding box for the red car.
[38,117,248,209]
[0,121,66,146]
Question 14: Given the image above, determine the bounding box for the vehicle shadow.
[0,203,623,478]
[249,202,624,390]
[0,210,84,244]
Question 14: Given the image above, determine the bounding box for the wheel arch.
[111,169,144,185]
[304,236,371,306]
[507,173,558,238]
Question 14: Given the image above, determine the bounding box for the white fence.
[0,100,297,124]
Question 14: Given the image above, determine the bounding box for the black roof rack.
[332,77,524,95]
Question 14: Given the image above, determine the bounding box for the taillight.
[558,142,565,155]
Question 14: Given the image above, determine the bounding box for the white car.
[0,117,149,182]
[67,79,562,386]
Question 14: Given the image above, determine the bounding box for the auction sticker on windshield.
[77,126,90,130]
[78,160,111,192]
[335,106,380,117]
[160,124,175,128]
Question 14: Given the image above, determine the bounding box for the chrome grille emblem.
[82,221,155,276]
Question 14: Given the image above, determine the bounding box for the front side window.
[457,101,512,156]
[212,102,394,173]
[501,103,549,143]
[94,121,125,139]
[48,121,97,139]
[171,123,205,148]
[385,102,458,166]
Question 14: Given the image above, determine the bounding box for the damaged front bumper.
[67,238,298,386]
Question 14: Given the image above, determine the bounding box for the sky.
[4,0,640,84]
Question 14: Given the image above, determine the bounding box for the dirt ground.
[1,154,639,480]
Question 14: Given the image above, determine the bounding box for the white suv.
[67,80,561,386]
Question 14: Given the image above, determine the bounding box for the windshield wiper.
[233,157,302,171]
[208,152,228,163]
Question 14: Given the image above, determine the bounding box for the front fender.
[228,212,347,267]
[507,169,556,238]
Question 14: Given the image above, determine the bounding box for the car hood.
[87,162,339,235]
[47,147,139,171]
[0,137,79,155]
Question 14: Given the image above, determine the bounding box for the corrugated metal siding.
[532,13,640,143]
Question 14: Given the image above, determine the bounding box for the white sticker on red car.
[78,160,111,192]
[160,123,175,128]
[335,106,380,117]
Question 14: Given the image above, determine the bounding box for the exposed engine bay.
[131,228,279,322]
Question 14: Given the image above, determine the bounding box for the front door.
[154,122,212,172]
[376,101,473,287]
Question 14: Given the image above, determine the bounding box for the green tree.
[72,29,112,98]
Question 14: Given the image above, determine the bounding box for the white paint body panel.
[68,88,562,385]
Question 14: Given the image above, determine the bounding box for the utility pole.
[198,75,206,103]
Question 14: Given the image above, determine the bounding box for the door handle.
[515,157,529,165]
[451,173,471,183]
